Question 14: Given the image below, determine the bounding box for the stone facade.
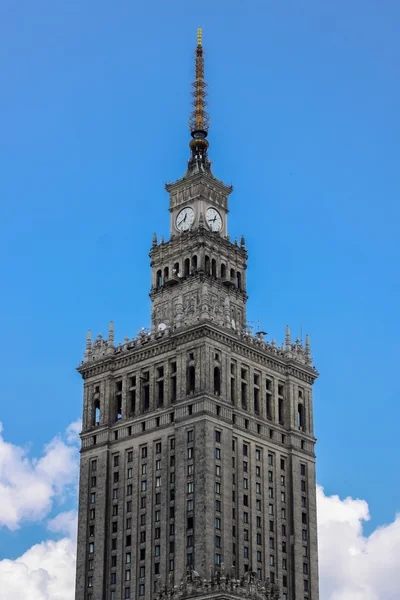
[75,37,319,600]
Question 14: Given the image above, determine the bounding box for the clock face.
[206,207,222,232]
[176,207,195,231]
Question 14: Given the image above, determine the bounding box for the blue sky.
[1,0,399,572]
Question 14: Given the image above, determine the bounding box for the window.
[141,447,147,459]
[114,456,119,467]
[90,509,95,520]
[126,552,131,564]
[88,576,93,587]
[257,516,262,528]
[215,482,221,494]
[269,537,274,549]
[140,531,146,543]
[244,547,249,558]
[215,518,221,529]
[154,563,160,575]
[140,514,146,526]
[270,555,275,567]
[113,488,118,500]
[127,451,133,463]
[154,528,160,539]
[155,493,161,505]
[302,496,307,507]
[155,510,160,522]
[141,480,147,491]
[301,463,306,476]
[256,499,261,511]
[269,520,274,532]
[243,444,248,456]
[187,552,193,565]
[282,541,287,553]
[187,535,193,547]
[140,549,145,561]
[282,491,286,503]
[304,580,309,593]
[216,499,221,512]
[188,448,193,459]
[111,556,116,568]
[169,559,174,571]
[139,584,145,596]
[89,543,94,553]
[257,551,262,562]
[301,480,306,492]
[215,535,221,548]
[256,449,261,460]
[215,448,221,460]
[155,545,160,556]
[216,431,221,442]
[90,493,95,504]
[127,484,132,496]
[125,570,131,581]
[140,497,146,508]
[243,495,248,506]
[243,478,248,489]
[187,500,193,512]
[127,468,132,479]
[244,529,249,541]
[187,482,194,494]
[303,546,308,557]
[281,458,285,470]
[303,563,309,575]
[187,464,194,475]
[257,533,262,545]
[256,466,261,477]
[187,517,194,529]
[216,465,221,476]
[282,508,286,519]
[283,558,287,570]
[110,573,116,585]
[302,513,307,524]
[156,476,161,488]
[156,459,161,470]
[113,505,118,516]
[302,529,308,541]
[281,475,285,486]
[170,524,175,535]
[111,538,117,550]
[268,471,273,482]
[112,522,117,534]
[187,430,194,442]
[244,512,249,523]
[282,524,287,536]
[156,442,162,454]
[269,504,274,515]
[91,476,97,487]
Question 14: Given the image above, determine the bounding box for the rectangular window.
[256,465,261,477]
[155,510,160,522]
[140,531,146,543]
[154,528,160,539]
[90,493,95,504]
[155,476,161,488]
[113,488,118,500]
[155,545,160,557]
[268,454,273,466]
[113,456,119,467]
[139,584,145,596]
[243,495,248,506]
[257,516,262,528]
[243,444,248,456]
[256,499,261,511]
[141,464,147,475]
[269,504,274,515]
[243,478,248,489]
[127,484,132,496]
[215,518,221,529]
[256,482,261,494]
[216,499,221,512]
[187,430,194,442]
[257,551,262,562]
[301,480,306,492]
[257,533,262,545]
[89,542,94,553]
[244,512,249,523]
[215,535,221,548]
[216,465,221,476]
[187,481,194,493]
[187,500,193,512]
[113,505,118,516]
[188,448,193,459]
[269,537,274,549]
[187,535,193,547]
[244,547,249,558]
[215,553,221,565]
[215,482,221,494]
[187,464,194,476]
[127,451,133,463]
[215,447,221,460]
[244,529,249,541]
[187,553,193,565]
[141,480,147,491]
[169,559,174,571]
[156,459,161,470]
[126,552,131,564]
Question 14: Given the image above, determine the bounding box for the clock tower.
[75,29,320,600]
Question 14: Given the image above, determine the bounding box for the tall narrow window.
[187,366,195,394]
[298,403,305,430]
[184,258,190,276]
[279,398,284,425]
[156,270,162,287]
[156,366,164,408]
[221,263,226,278]
[163,266,169,282]
[212,259,217,278]
[192,255,198,272]
[214,367,221,395]
[266,379,272,420]
[142,371,150,412]
[94,399,100,426]
[170,361,177,403]
[204,255,210,276]
[236,272,242,290]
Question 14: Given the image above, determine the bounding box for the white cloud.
[0,536,76,600]
[48,510,77,541]
[0,420,80,531]
[317,485,400,600]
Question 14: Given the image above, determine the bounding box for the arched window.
[214,367,221,395]
[298,403,305,430]
[164,266,169,282]
[230,268,235,281]
[173,262,179,276]
[221,263,226,278]
[187,366,195,394]
[94,400,100,426]
[236,272,242,290]
[184,258,190,277]
[212,259,217,278]
[205,255,210,276]
[192,255,198,272]
[156,269,162,288]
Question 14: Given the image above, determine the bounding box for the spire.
[187,28,211,174]
[305,334,312,364]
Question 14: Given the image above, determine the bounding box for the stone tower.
[75,29,319,600]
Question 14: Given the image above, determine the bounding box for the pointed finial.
[152,232,157,247]
[108,320,114,345]
[240,235,245,248]
[285,324,291,349]
[197,27,202,47]
[271,338,276,348]
[234,237,238,246]
[305,334,312,364]
[86,329,92,351]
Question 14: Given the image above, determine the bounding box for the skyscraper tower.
[75,29,319,600]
